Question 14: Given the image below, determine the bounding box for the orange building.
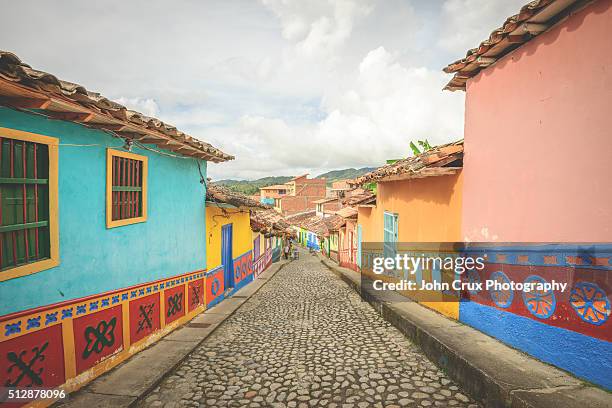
[351,140,464,318]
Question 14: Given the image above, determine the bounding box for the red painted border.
[0,269,206,321]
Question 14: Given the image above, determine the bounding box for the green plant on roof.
[409,139,432,156]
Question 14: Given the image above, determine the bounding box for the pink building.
[446,0,612,242]
[444,0,612,390]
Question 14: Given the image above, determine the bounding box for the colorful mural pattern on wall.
[206,250,255,308]
[459,245,612,390]
[0,269,206,401]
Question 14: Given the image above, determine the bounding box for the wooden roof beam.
[0,96,51,109]
[46,111,95,122]
[93,123,127,132]
[134,134,167,143]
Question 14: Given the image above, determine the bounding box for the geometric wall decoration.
[129,293,161,345]
[73,305,123,375]
[0,324,65,389]
[570,282,610,326]
[522,275,556,319]
[488,271,514,308]
[163,285,185,325]
[188,279,204,313]
[206,266,224,308]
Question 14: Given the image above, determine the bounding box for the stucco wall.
[357,174,463,318]
[205,205,252,270]
[457,1,612,390]
[0,108,207,316]
[461,0,612,242]
[359,173,463,243]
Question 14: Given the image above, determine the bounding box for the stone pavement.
[137,251,479,408]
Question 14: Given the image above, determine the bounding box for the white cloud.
[2,1,520,180]
[437,0,527,54]
[261,0,373,58]
[207,47,464,180]
[114,97,160,117]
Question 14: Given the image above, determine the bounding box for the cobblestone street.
[139,253,478,408]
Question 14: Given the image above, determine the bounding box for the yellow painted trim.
[0,127,60,282]
[106,148,148,229]
[61,318,77,380]
[3,270,207,408]
[159,289,167,329]
[122,301,130,351]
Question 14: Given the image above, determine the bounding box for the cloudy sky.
[3,0,524,180]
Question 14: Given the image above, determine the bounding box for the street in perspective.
[137,251,477,408]
[1,1,611,407]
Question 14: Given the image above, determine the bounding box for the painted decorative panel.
[1,269,205,402]
[0,324,65,390]
[206,266,224,308]
[129,293,161,345]
[164,285,185,325]
[459,244,612,390]
[73,305,123,375]
[188,279,204,313]
[233,251,253,287]
[465,264,610,339]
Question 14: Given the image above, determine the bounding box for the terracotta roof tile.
[207,184,268,209]
[250,208,291,236]
[443,0,588,91]
[335,207,358,219]
[350,140,463,185]
[0,50,232,161]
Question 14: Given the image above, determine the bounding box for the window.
[106,149,148,228]
[383,211,398,244]
[383,212,398,273]
[0,128,59,282]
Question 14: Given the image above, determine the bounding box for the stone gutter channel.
[319,256,611,408]
[56,260,290,408]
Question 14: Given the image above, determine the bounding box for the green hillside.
[213,176,292,196]
[315,167,376,185]
[213,167,375,195]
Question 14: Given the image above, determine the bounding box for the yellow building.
[250,208,292,272]
[205,185,266,307]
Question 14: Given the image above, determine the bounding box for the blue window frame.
[383,211,398,276]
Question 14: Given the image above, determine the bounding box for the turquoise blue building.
[0,51,232,396]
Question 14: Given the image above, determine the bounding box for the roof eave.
[0,65,233,161]
[442,0,589,91]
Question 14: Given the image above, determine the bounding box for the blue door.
[222,224,234,290]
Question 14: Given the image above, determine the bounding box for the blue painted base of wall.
[459,301,612,390]
[206,293,225,309]
[228,274,254,296]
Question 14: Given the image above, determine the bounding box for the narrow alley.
[137,252,478,408]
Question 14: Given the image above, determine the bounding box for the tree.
[409,139,432,156]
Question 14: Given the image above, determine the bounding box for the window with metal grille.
[0,138,50,271]
[106,149,147,228]
[0,129,58,282]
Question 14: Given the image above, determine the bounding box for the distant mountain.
[315,167,376,185]
[213,167,376,195]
